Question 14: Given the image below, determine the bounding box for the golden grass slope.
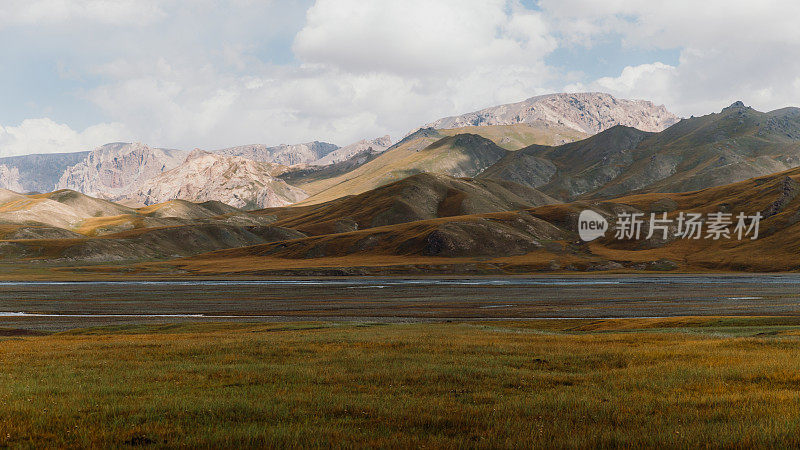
[255,172,559,235]
[297,124,587,205]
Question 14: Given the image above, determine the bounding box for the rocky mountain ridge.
[311,135,392,166]
[56,142,188,200]
[129,149,308,208]
[425,92,679,134]
[0,92,684,208]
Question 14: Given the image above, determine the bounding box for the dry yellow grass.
[438,123,588,150]
[1,319,800,447]
[74,214,144,236]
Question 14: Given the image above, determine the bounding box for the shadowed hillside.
[478,103,800,201]
[257,173,558,235]
[297,132,509,205]
[4,155,800,274]
[159,166,800,275]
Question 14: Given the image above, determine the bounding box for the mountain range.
[7,91,800,275]
[1,161,799,275]
[0,94,800,277]
[3,94,797,213]
[480,101,800,200]
[0,92,672,207]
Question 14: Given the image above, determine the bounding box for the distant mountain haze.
[0,151,89,193]
[213,141,339,166]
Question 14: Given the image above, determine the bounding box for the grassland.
[2,318,800,447]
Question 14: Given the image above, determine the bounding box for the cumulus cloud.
[6,0,800,155]
[74,0,563,149]
[566,62,678,110]
[0,119,129,157]
[542,0,800,115]
[294,0,556,76]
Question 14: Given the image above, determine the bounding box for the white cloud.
[566,62,678,110]
[65,0,563,149]
[10,0,800,156]
[0,0,167,27]
[542,0,800,116]
[294,0,556,76]
[0,119,129,156]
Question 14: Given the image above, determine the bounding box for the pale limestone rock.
[56,142,187,200]
[129,150,308,209]
[425,92,679,134]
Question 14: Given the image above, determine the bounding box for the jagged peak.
[722,101,748,112]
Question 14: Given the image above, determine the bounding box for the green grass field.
[2,318,800,447]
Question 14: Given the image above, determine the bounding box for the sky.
[2,0,800,156]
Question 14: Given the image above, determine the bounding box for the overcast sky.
[1,0,800,156]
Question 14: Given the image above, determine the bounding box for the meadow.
[1,318,800,447]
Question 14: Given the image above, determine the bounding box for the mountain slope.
[298,132,508,205]
[166,165,800,275]
[478,102,800,200]
[426,92,679,134]
[438,123,588,149]
[479,125,654,199]
[259,172,558,235]
[56,143,187,200]
[129,150,308,209]
[0,165,23,192]
[594,102,800,197]
[311,136,392,166]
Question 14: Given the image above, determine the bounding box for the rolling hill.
[0,186,303,263]
[162,166,800,275]
[257,172,558,235]
[1,163,800,274]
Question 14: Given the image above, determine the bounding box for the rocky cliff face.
[0,165,23,192]
[214,141,339,166]
[56,143,188,200]
[129,150,308,209]
[311,136,392,166]
[425,92,680,134]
